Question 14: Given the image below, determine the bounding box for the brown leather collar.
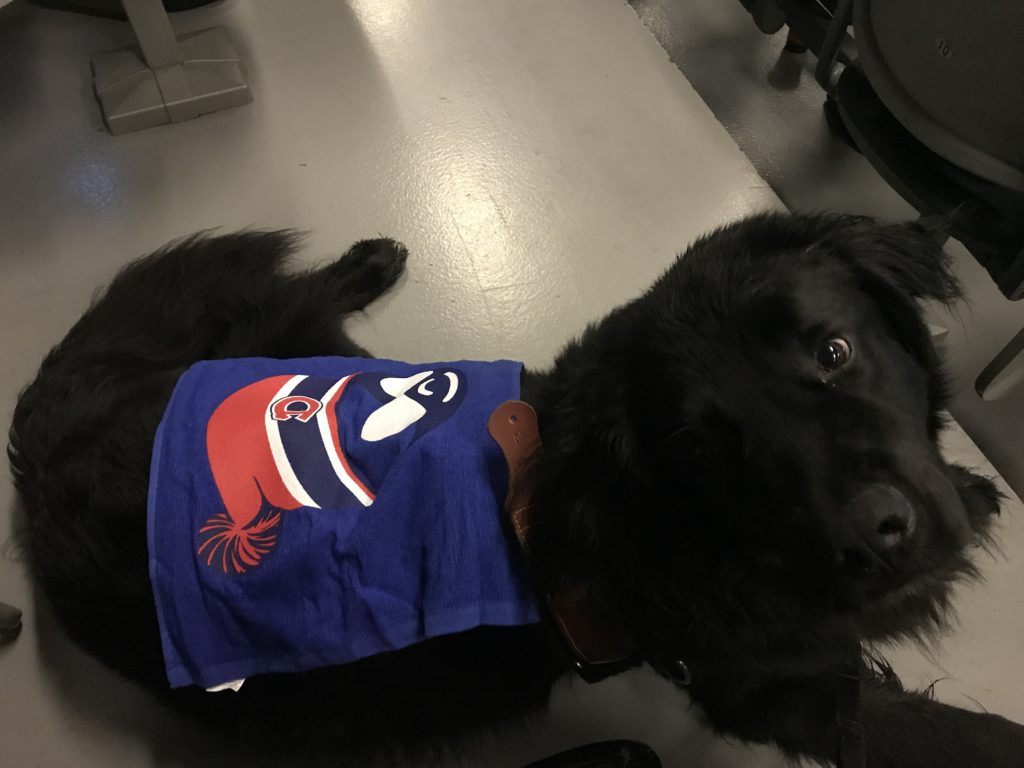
[488,400,641,683]
[487,408,859,761]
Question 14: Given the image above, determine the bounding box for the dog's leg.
[267,237,408,358]
[306,237,409,316]
[694,671,1024,767]
[855,682,1024,768]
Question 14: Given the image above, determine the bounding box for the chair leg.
[0,600,22,644]
[976,324,1024,401]
[91,0,252,134]
[784,29,808,54]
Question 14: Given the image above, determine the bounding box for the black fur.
[9,213,1024,767]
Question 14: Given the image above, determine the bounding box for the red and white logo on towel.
[199,369,465,573]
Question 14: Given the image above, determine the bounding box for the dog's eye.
[816,338,851,372]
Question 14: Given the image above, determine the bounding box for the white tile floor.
[0,1,1020,766]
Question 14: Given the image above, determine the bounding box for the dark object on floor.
[0,600,22,644]
[783,30,807,54]
[738,0,785,33]
[742,0,1024,300]
[10,215,1024,767]
[523,740,661,768]
[27,0,218,20]
[823,95,858,153]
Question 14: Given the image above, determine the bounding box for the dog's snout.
[845,484,917,554]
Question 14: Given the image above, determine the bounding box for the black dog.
[9,213,1024,767]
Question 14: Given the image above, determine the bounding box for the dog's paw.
[337,238,409,295]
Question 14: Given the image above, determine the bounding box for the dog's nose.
[844,484,917,553]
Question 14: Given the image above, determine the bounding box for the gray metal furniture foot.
[92,0,252,134]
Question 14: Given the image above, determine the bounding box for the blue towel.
[147,356,540,689]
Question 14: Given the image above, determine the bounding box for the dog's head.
[530,213,1000,670]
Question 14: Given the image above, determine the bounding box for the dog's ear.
[819,218,962,303]
[705,213,959,303]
